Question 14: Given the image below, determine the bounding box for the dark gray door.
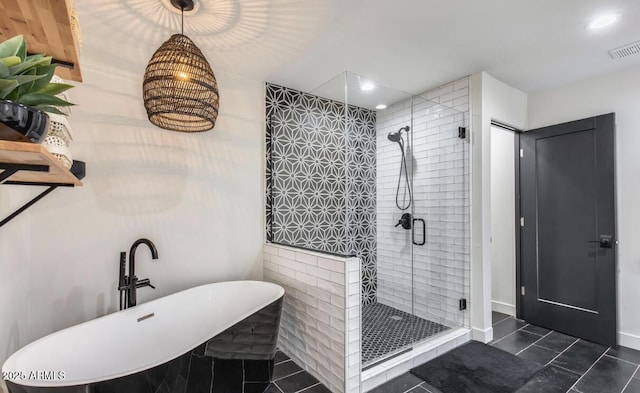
[520,113,616,346]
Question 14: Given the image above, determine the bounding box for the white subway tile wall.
[264,244,362,393]
[376,77,471,329]
[346,256,362,393]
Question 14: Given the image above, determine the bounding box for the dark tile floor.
[369,312,640,393]
[266,350,332,393]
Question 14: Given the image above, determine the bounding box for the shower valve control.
[395,213,412,230]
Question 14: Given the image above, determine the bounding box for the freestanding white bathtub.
[2,280,285,393]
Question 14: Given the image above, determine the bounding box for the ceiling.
[77,0,640,96]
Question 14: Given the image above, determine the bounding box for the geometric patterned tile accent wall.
[345,106,377,304]
[265,83,377,304]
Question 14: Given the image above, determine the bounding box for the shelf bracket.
[0,186,58,227]
[0,161,84,228]
[0,163,49,184]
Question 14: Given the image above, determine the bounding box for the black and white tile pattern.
[346,105,378,304]
[265,83,378,304]
[362,302,450,366]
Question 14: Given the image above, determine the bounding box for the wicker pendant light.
[143,0,219,132]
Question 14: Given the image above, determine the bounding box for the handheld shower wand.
[387,126,412,210]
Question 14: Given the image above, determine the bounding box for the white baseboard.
[471,326,493,343]
[491,301,516,316]
[619,331,640,351]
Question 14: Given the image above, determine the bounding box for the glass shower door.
[410,94,470,337]
[342,73,420,367]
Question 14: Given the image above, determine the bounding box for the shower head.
[387,125,410,143]
[387,131,402,142]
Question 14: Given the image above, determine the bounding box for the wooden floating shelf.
[0,0,83,82]
[0,140,82,186]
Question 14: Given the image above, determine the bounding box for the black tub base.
[6,346,275,393]
[5,297,283,393]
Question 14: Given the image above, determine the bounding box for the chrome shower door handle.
[413,218,426,246]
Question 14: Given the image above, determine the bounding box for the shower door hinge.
[521,286,526,296]
[520,217,525,227]
[520,148,524,158]
[458,127,467,139]
[459,298,467,311]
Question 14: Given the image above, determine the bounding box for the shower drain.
[389,315,403,321]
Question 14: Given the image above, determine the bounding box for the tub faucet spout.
[119,238,158,309]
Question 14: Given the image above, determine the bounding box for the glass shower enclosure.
[267,71,470,370]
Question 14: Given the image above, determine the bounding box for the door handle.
[588,235,613,248]
[413,218,426,246]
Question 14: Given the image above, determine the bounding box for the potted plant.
[0,35,74,143]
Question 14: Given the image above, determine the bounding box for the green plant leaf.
[16,39,26,62]
[30,64,55,92]
[0,35,24,58]
[25,54,45,62]
[8,73,46,86]
[16,92,74,107]
[16,68,38,96]
[0,79,19,99]
[9,56,52,75]
[0,61,9,78]
[1,56,21,67]
[38,82,74,96]
[7,70,43,100]
[34,105,66,115]
[6,89,19,101]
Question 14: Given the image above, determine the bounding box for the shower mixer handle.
[394,214,426,245]
[395,213,412,230]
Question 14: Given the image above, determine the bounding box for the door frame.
[514,128,523,320]
[490,120,524,319]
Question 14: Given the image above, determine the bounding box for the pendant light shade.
[143,32,219,132]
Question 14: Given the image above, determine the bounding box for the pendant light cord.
[181,7,184,35]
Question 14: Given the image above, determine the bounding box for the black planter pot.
[0,99,49,143]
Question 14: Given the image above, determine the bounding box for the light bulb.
[588,14,619,30]
[176,71,190,81]
[359,79,376,92]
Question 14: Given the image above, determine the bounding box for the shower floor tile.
[362,302,450,366]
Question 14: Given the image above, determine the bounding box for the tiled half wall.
[263,243,361,393]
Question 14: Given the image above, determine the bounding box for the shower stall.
[266,71,470,380]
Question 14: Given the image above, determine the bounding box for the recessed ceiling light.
[376,104,387,110]
[359,79,376,92]
[588,14,619,30]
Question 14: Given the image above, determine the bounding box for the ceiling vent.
[609,41,640,59]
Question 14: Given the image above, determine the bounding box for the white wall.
[490,127,516,316]
[469,72,527,342]
[0,44,265,388]
[528,64,640,350]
